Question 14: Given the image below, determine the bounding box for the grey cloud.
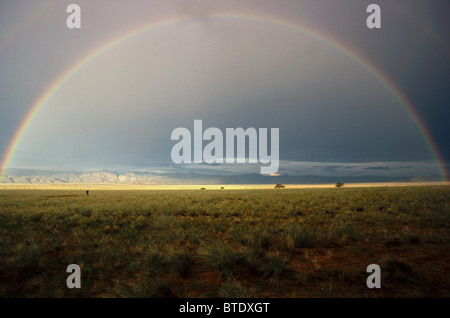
[0,1,447,180]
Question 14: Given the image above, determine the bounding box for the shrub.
[285,223,316,248]
[132,215,147,230]
[167,248,195,277]
[145,247,164,273]
[262,250,290,277]
[199,241,243,277]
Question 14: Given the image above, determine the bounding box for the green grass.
[199,240,242,278]
[0,186,449,297]
[284,223,317,248]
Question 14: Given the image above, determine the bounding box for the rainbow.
[0,13,447,181]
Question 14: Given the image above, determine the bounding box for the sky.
[0,0,449,180]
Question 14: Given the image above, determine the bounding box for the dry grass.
[0,185,449,297]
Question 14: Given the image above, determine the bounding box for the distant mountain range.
[0,168,442,184]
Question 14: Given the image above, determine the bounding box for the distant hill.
[1,168,443,184]
[408,176,437,182]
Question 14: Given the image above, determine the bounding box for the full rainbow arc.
[0,13,447,181]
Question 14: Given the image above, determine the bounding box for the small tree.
[274,184,285,189]
[335,182,344,188]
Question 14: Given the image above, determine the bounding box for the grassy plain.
[0,184,449,297]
